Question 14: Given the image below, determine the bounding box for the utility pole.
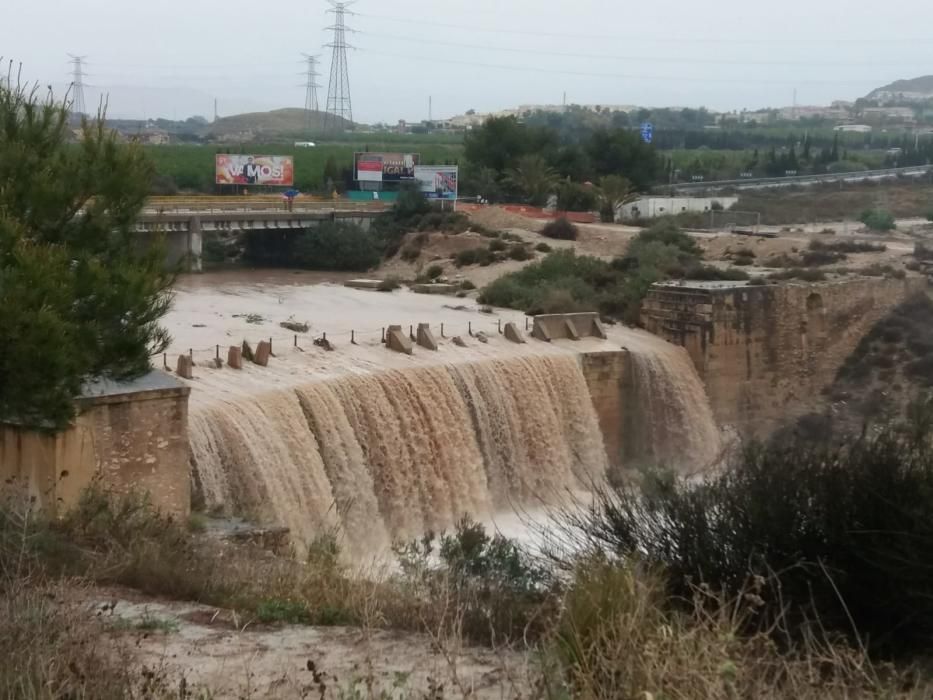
[68,54,88,117]
[323,1,355,134]
[301,53,322,135]
[428,95,432,122]
[214,98,218,123]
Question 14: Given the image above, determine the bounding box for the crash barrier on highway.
[158,313,604,377]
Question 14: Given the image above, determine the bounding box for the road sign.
[640,122,653,144]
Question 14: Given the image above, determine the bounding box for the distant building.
[834,124,872,133]
[617,196,738,221]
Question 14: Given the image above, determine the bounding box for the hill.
[208,108,354,140]
[867,76,933,100]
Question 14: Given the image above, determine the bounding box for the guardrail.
[142,198,388,215]
[660,165,932,193]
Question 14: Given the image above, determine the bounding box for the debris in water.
[280,319,310,333]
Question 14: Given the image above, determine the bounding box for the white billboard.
[415,166,458,201]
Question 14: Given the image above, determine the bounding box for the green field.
[145,136,464,194]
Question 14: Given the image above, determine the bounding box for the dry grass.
[540,559,924,699]
[2,486,932,698]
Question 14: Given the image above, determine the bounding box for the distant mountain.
[208,108,354,139]
[867,76,933,101]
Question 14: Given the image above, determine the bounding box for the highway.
[662,165,932,194]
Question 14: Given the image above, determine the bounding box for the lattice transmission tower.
[301,53,322,135]
[323,1,354,133]
[68,54,88,117]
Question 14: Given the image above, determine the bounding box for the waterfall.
[188,341,721,555]
[623,338,723,474]
[189,354,609,555]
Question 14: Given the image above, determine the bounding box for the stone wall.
[0,371,191,519]
[642,277,927,434]
[579,351,631,474]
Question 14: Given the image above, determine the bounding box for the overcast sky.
[3,0,932,123]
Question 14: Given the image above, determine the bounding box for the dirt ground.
[376,207,927,290]
[735,180,933,226]
[86,588,533,699]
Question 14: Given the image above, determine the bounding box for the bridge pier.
[187,217,202,273]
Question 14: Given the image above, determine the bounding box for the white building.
[617,196,738,221]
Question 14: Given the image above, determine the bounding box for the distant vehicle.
[294,141,316,148]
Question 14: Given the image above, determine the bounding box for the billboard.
[415,166,459,201]
[215,154,294,186]
[355,152,420,182]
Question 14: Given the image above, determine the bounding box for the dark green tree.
[322,155,339,189]
[0,74,172,429]
[463,116,558,175]
[584,129,662,190]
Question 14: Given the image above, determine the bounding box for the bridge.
[136,199,389,271]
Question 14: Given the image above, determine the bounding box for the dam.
[3,270,923,556]
[164,272,722,554]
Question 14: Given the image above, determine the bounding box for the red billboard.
[215,154,294,186]
[354,152,420,183]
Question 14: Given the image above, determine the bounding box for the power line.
[301,53,322,135]
[355,12,933,45]
[68,54,88,116]
[324,1,354,133]
[357,31,933,68]
[356,48,891,86]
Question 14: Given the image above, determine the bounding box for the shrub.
[801,249,846,266]
[488,238,507,252]
[770,268,827,282]
[564,415,933,655]
[549,560,908,699]
[810,240,886,254]
[455,247,495,267]
[557,181,599,212]
[859,209,896,232]
[535,242,553,253]
[541,217,579,241]
[425,264,444,280]
[395,519,553,645]
[926,209,933,223]
[459,280,476,291]
[508,244,533,261]
[631,218,702,257]
[399,244,422,262]
[915,242,933,261]
[288,222,382,271]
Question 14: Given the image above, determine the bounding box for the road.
[662,165,932,194]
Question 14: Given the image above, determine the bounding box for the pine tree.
[0,73,172,429]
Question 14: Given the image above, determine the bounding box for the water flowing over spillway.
[623,337,723,473]
[189,355,611,554]
[173,279,723,555]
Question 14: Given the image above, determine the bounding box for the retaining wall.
[641,276,927,434]
[0,371,191,519]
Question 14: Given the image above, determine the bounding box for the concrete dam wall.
[642,276,928,435]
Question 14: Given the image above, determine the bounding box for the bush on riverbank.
[1,465,930,697]
[560,409,933,657]
[242,221,381,271]
[480,219,746,322]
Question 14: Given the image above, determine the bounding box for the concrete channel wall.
[0,372,191,519]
